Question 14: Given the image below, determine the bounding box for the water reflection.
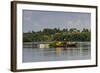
[56,47,62,55]
[23,42,91,62]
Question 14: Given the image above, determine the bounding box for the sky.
[22,10,91,32]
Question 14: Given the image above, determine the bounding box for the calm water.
[23,42,91,62]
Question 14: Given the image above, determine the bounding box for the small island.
[23,28,90,48]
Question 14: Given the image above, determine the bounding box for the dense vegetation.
[23,28,90,42]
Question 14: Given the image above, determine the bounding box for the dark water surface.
[23,42,91,62]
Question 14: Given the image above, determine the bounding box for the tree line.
[23,28,90,42]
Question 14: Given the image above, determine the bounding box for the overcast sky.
[22,10,91,32]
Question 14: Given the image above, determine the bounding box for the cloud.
[23,10,91,32]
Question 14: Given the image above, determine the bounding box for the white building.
[39,44,49,48]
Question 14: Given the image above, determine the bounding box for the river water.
[23,42,91,62]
